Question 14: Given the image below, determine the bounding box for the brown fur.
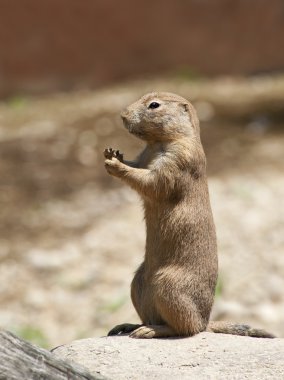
[104,92,275,339]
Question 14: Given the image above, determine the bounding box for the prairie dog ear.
[182,103,190,113]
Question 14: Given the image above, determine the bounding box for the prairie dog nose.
[120,107,131,120]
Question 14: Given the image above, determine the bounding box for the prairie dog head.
[121,92,200,142]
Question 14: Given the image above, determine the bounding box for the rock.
[52,333,284,379]
[0,330,105,380]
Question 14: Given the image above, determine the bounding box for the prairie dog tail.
[207,321,275,338]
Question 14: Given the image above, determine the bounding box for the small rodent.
[104,92,275,339]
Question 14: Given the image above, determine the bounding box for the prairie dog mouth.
[125,123,143,138]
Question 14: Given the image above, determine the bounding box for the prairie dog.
[104,92,274,339]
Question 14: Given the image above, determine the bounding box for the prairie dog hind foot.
[108,323,142,336]
[129,325,177,339]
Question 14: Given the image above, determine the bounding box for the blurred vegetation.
[13,326,49,348]
[100,295,128,314]
[215,277,223,298]
[7,96,28,110]
[173,66,203,81]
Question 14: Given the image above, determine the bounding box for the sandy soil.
[0,76,283,347]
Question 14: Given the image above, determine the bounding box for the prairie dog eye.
[148,102,160,109]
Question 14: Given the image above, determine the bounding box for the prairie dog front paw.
[104,147,124,162]
[104,157,125,177]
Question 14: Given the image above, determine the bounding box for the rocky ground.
[0,76,283,348]
[53,333,284,380]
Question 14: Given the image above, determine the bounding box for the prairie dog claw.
[104,148,124,162]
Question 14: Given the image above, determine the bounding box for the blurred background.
[0,0,283,348]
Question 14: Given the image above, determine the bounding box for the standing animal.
[104,92,274,339]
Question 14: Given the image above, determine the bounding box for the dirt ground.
[0,76,283,348]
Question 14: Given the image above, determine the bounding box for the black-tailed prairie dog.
[104,92,274,339]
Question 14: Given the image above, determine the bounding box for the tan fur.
[104,92,275,339]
